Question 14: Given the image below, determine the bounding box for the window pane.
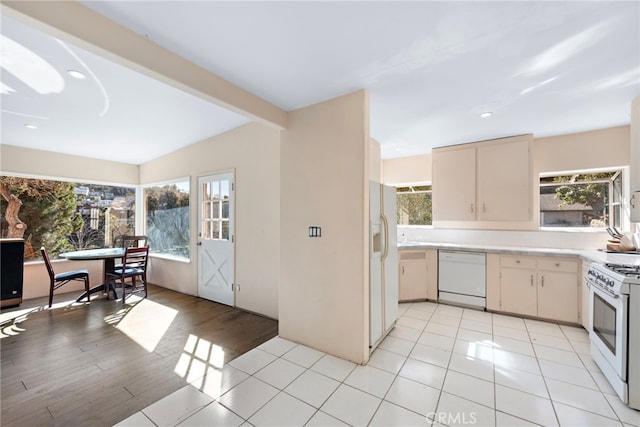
[203,221,212,239]
[211,181,220,201]
[222,221,229,240]
[540,181,609,227]
[221,200,229,219]
[145,181,190,259]
[212,201,220,219]
[221,180,230,199]
[202,182,210,201]
[0,176,135,260]
[212,221,220,239]
[397,191,432,225]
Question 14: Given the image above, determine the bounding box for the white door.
[198,173,234,306]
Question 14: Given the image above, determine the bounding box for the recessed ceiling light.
[480,112,493,118]
[24,124,38,129]
[67,70,87,79]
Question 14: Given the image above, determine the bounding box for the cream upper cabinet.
[432,147,476,221]
[398,250,437,302]
[432,135,534,229]
[497,255,580,324]
[476,139,531,222]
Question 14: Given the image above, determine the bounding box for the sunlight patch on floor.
[113,298,178,352]
[175,334,226,393]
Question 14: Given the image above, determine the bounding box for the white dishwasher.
[438,250,486,309]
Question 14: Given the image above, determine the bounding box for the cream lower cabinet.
[499,255,580,323]
[399,250,437,301]
[537,258,580,323]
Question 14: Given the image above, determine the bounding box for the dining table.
[59,247,125,301]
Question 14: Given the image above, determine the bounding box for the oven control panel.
[587,268,616,288]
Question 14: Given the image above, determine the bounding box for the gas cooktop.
[604,263,640,279]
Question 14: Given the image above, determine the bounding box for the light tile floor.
[115,302,640,426]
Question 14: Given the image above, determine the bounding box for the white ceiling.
[2,1,639,165]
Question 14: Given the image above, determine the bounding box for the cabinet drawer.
[538,258,578,273]
[400,251,427,261]
[500,255,536,269]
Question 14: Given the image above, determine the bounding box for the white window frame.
[396,183,433,227]
[539,167,630,231]
[142,177,191,262]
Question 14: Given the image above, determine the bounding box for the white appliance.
[369,182,398,351]
[587,262,640,410]
[438,250,486,309]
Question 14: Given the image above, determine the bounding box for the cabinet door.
[432,147,476,221]
[538,271,579,323]
[477,139,531,221]
[500,268,537,317]
[399,253,428,301]
[425,249,438,300]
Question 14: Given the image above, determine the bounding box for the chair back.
[122,246,149,271]
[40,247,55,280]
[117,235,148,249]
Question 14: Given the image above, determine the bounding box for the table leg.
[75,257,118,302]
[103,258,116,300]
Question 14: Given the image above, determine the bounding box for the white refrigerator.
[369,181,398,351]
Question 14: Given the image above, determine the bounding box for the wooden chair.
[107,246,149,303]
[114,235,148,268]
[115,235,148,249]
[41,247,90,308]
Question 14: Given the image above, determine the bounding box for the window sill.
[538,227,608,233]
[149,253,191,263]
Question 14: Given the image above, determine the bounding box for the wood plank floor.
[0,285,278,426]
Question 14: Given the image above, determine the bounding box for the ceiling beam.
[2,0,288,130]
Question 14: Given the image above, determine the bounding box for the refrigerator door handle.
[381,212,389,261]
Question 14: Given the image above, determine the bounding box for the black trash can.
[1,238,25,308]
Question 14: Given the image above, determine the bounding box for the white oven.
[589,280,628,391]
[587,262,640,410]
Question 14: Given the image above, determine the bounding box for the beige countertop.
[398,241,640,266]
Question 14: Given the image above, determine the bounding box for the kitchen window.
[397,185,432,225]
[539,170,622,228]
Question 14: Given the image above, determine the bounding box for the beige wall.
[370,139,381,182]
[280,90,371,364]
[382,154,432,185]
[140,122,281,319]
[0,144,139,184]
[534,125,630,174]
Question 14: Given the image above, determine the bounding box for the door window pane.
[222,221,229,240]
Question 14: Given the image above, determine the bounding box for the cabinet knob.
[470,203,474,213]
[530,275,534,286]
[541,276,545,287]
[555,263,560,267]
